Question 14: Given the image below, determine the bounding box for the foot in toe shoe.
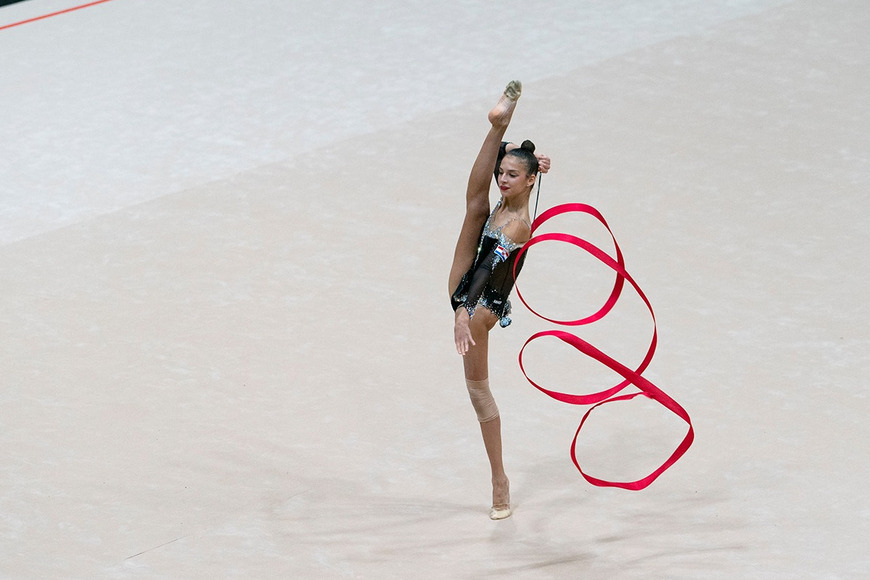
[489,504,512,520]
[503,80,522,101]
[488,81,522,127]
[489,476,511,520]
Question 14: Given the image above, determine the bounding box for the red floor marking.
[0,0,117,32]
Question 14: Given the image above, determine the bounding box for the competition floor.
[2,1,868,577]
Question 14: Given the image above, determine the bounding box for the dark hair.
[504,140,539,175]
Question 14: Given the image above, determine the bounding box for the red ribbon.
[513,203,693,490]
[0,0,118,32]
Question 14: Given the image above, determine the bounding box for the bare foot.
[488,80,522,128]
[489,476,512,520]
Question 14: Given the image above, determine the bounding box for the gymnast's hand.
[536,153,551,174]
[454,308,476,355]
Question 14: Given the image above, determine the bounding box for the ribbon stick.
[513,203,693,490]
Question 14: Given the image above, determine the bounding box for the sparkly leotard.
[451,199,529,328]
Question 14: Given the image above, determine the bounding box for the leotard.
[451,199,529,327]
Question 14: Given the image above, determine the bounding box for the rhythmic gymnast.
[448,81,550,520]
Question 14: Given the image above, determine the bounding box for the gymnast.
[448,81,550,520]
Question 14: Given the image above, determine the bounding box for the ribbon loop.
[516,203,692,490]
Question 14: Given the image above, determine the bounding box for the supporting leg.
[462,310,512,520]
[480,417,511,520]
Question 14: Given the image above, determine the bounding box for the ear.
[526,173,537,188]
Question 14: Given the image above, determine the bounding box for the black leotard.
[451,199,529,328]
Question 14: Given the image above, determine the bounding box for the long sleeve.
[462,240,510,316]
[463,238,518,316]
[451,205,529,322]
[493,141,510,182]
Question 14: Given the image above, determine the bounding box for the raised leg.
[447,82,522,295]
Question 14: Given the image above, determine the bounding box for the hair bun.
[520,140,536,153]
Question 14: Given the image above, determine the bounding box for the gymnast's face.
[498,157,536,198]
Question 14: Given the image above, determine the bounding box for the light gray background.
[1,0,867,577]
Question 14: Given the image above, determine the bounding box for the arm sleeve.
[463,245,505,316]
[493,141,510,182]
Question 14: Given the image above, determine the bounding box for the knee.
[466,378,499,422]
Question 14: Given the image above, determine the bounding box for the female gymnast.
[448,81,549,520]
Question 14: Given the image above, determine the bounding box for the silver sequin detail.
[462,199,526,322]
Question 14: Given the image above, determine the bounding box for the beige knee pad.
[466,378,499,422]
